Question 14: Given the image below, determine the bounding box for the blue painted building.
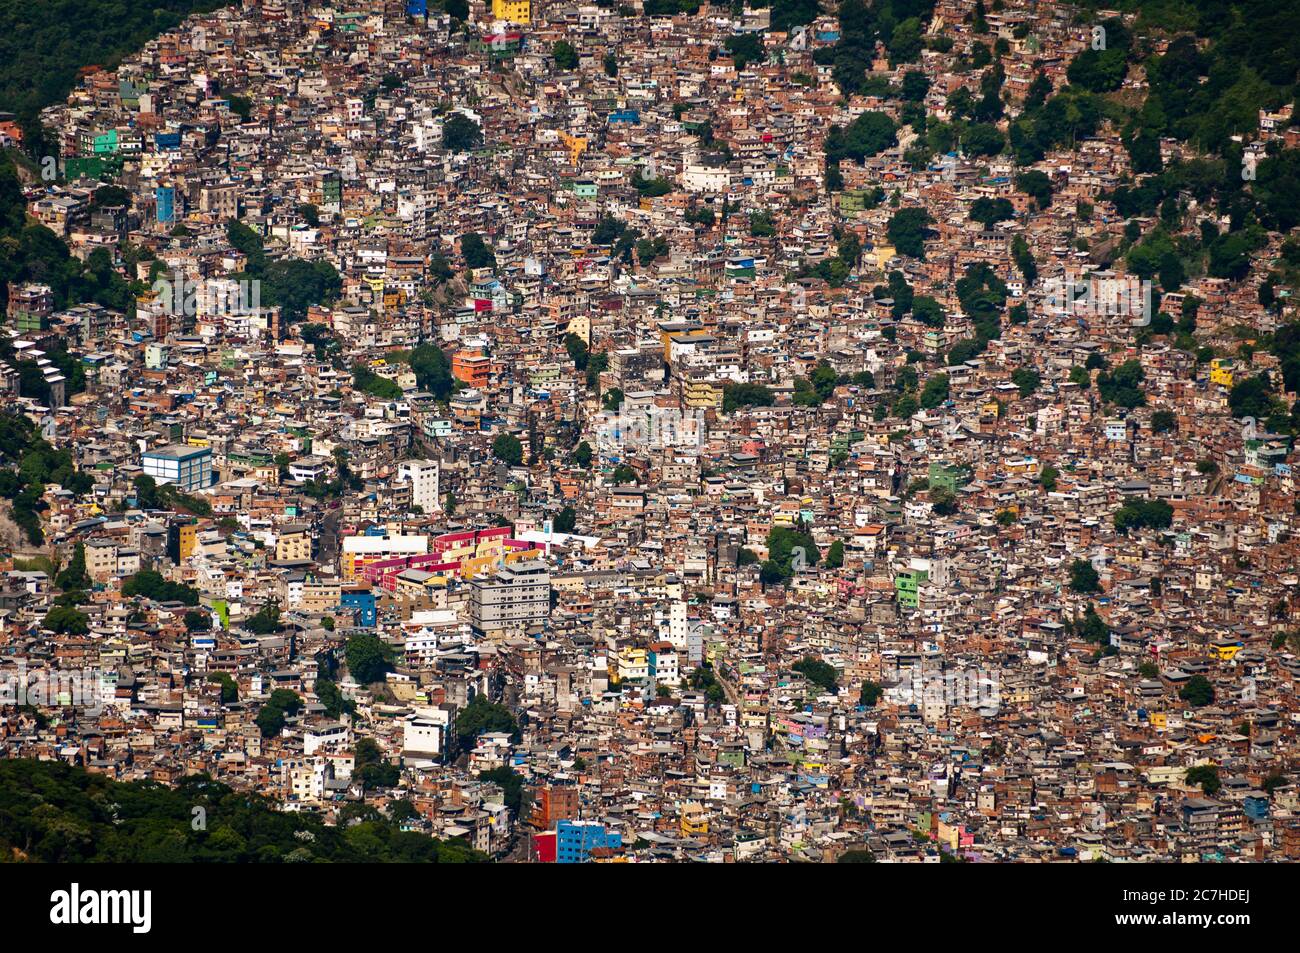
[340,586,377,627]
[555,820,620,863]
[156,186,175,224]
[1244,795,1270,822]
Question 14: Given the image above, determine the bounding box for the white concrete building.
[397,458,440,513]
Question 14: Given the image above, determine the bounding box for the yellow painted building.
[1210,641,1243,661]
[682,378,723,409]
[491,0,529,22]
[869,244,896,269]
[681,803,709,837]
[1210,359,1233,388]
[611,647,647,683]
[505,547,544,564]
[459,553,498,580]
[276,527,312,563]
[558,131,587,167]
[174,522,196,560]
[565,313,590,345]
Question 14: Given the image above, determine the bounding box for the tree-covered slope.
[0,0,228,125]
[0,758,486,863]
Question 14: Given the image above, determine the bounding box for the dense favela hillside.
[0,0,228,127]
[3,0,1300,865]
[0,759,486,862]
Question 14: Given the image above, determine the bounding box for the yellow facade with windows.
[491,0,529,22]
[682,378,723,410]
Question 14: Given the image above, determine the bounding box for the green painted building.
[895,567,928,609]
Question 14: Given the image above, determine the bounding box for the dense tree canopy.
[886,207,933,259]
[122,570,200,606]
[825,111,898,166]
[454,695,520,747]
[347,632,396,685]
[0,759,485,863]
[442,112,482,151]
[792,656,838,693]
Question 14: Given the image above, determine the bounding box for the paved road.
[317,508,342,571]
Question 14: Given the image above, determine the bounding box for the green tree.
[460,233,496,271]
[553,506,577,534]
[1228,375,1274,420]
[244,601,281,634]
[1016,170,1053,209]
[259,257,342,323]
[316,679,354,718]
[825,112,898,165]
[479,766,527,814]
[346,632,395,685]
[963,123,1004,157]
[1069,559,1101,593]
[256,704,286,738]
[1011,367,1041,397]
[1113,498,1174,533]
[207,672,237,703]
[886,207,932,259]
[723,382,775,413]
[552,40,579,71]
[0,758,485,862]
[408,343,454,400]
[825,540,845,569]
[725,32,765,69]
[1179,674,1215,708]
[859,680,883,707]
[766,525,818,580]
[792,656,838,693]
[121,570,200,605]
[900,70,930,102]
[1079,605,1109,644]
[1097,359,1146,408]
[55,543,90,592]
[920,373,949,409]
[930,486,958,515]
[838,849,876,863]
[492,433,524,467]
[455,695,520,747]
[268,689,303,716]
[970,196,1015,228]
[355,737,400,789]
[749,210,777,237]
[1185,764,1221,795]
[442,113,482,151]
[184,609,211,631]
[43,604,89,634]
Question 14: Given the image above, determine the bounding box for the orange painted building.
[452,351,490,388]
